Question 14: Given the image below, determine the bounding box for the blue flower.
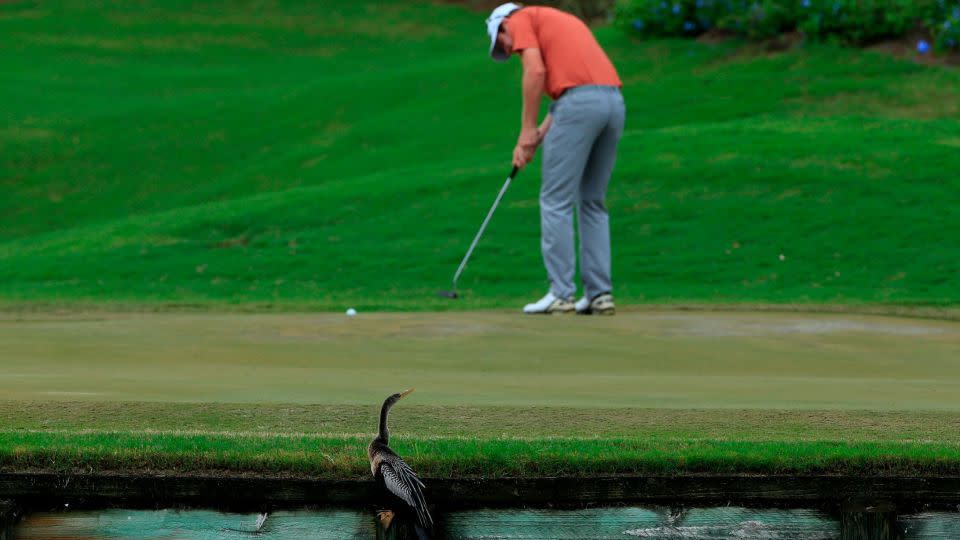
[633,19,645,30]
[917,39,931,54]
[683,21,696,32]
[672,3,681,15]
[801,0,811,7]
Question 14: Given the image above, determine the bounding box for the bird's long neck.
[378,397,395,444]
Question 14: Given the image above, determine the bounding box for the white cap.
[486,3,522,62]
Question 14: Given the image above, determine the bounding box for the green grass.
[3,0,960,482]
[5,402,960,478]
[1,312,960,478]
[7,401,960,442]
[2,312,960,409]
[1,0,959,310]
[7,432,960,479]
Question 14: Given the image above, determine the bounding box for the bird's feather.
[379,454,433,528]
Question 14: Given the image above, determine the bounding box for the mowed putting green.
[3,310,959,410]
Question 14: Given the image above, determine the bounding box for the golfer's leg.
[541,99,600,300]
[578,89,625,300]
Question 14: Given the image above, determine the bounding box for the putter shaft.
[450,167,518,289]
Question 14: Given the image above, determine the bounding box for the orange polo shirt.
[505,7,622,100]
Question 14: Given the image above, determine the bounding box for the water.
[11,509,363,540]
[7,506,960,539]
[445,507,838,539]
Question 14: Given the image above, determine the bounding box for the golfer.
[486,3,624,315]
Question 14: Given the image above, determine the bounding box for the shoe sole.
[524,306,575,315]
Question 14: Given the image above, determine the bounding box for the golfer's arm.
[520,48,546,130]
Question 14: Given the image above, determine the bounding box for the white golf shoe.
[575,293,615,315]
[522,292,575,315]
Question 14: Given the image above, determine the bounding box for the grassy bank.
[6,432,960,479]
[4,402,960,478]
[2,0,959,309]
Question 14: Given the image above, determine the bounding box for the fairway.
[3,310,959,410]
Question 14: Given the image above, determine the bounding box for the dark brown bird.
[368,388,433,530]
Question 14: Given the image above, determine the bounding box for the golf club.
[438,166,519,299]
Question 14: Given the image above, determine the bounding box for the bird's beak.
[399,388,415,399]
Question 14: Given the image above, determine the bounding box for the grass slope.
[1,0,959,309]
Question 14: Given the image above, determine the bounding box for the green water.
[9,506,960,539]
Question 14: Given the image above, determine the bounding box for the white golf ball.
[346,308,357,317]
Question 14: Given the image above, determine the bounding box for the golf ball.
[346,308,357,317]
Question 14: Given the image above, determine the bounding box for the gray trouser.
[540,85,625,300]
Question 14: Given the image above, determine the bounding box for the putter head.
[437,290,458,299]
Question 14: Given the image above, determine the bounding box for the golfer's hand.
[512,144,535,169]
[513,127,540,169]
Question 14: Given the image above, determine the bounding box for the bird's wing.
[380,454,433,528]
